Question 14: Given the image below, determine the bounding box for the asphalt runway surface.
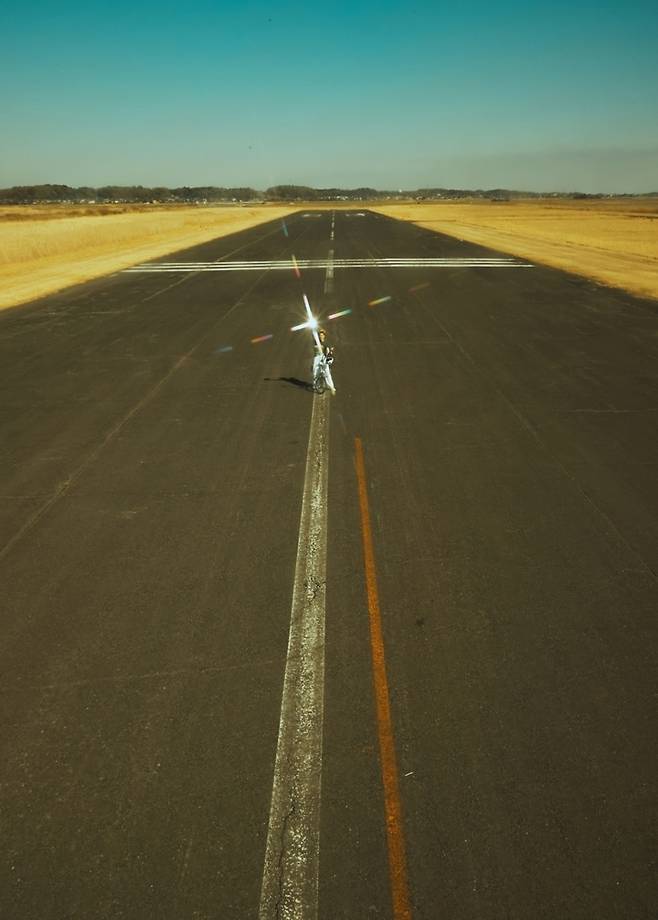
[1,210,656,919]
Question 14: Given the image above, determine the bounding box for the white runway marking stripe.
[324,249,335,293]
[259,393,330,920]
[124,257,533,273]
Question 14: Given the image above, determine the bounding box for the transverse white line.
[124,257,533,273]
[126,259,523,266]
[259,393,330,920]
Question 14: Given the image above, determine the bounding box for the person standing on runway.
[311,328,336,395]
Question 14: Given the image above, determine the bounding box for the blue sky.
[1,0,657,191]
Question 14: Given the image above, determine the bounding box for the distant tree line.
[0,183,394,203]
[0,183,644,204]
[0,185,262,204]
[264,185,391,200]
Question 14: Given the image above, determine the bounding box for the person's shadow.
[264,376,313,392]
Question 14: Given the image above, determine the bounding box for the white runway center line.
[124,257,533,273]
[324,249,335,293]
[259,393,330,920]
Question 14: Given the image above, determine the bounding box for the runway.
[1,209,656,918]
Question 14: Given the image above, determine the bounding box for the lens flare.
[409,282,430,293]
[215,345,234,353]
[290,321,311,331]
[251,334,274,344]
[282,220,289,238]
[328,309,352,320]
[368,295,392,306]
[291,254,301,278]
[302,293,322,348]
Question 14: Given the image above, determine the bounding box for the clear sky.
[1,0,657,192]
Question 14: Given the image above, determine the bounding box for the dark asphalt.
[1,210,656,919]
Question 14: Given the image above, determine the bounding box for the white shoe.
[330,388,336,395]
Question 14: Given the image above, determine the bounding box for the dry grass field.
[0,203,177,222]
[0,204,296,310]
[371,198,658,301]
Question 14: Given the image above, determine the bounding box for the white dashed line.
[324,249,335,293]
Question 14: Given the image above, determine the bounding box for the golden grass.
[371,198,658,301]
[0,203,182,222]
[0,204,296,310]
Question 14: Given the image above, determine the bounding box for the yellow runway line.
[354,436,413,920]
